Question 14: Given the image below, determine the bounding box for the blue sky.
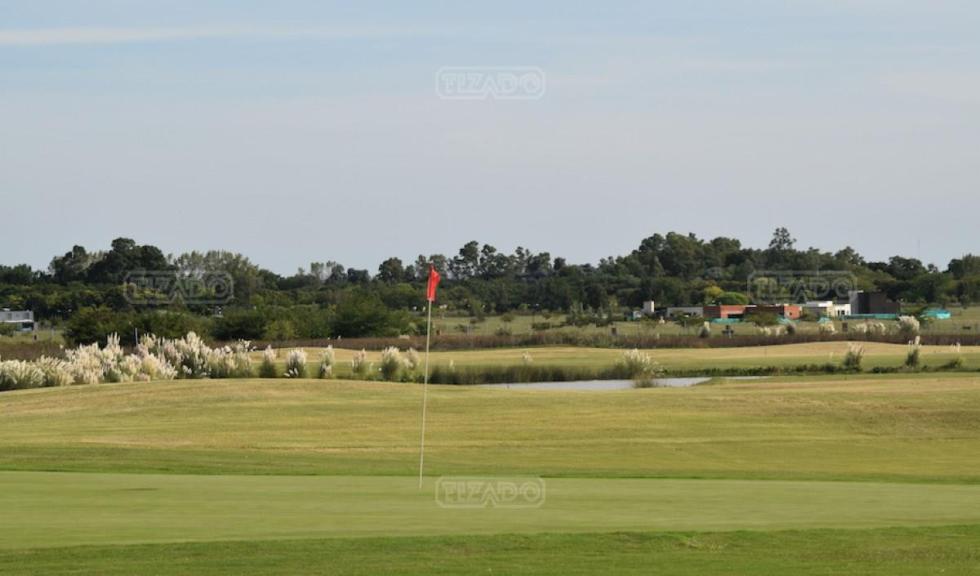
[1,1,978,273]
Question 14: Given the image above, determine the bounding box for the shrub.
[259,346,278,378]
[500,313,516,323]
[351,349,369,378]
[402,348,421,379]
[905,336,921,369]
[843,343,865,371]
[317,346,335,379]
[943,356,965,370]
[35,357,73,387]
[208,341,253,378]
[898,315,921,338]
[785,322,797,335]
[618,348,663,387]
[745,311,780,327]
[818,321,837,335]
[284,349,308,378]
[379,347,403,381]
[264,319,298,342]
[212,309,268,341]
[0,359,45,391]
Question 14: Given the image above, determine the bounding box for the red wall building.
[703,304,802,320]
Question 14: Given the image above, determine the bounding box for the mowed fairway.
[267,341,980,376]
[2,372,980,573]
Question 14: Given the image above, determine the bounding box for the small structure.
[642,300,656,316]
[666,306,703,319]
[0,309,34,332]
[704,305,748,320]
[848,291,900,315]
[803,301,851,318]
[704,304,802,321]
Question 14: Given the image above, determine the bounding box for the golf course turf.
[2,366,979,573]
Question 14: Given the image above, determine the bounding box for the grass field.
[2,371,980,573]
[263,341,980,378]
[434,305,980,338]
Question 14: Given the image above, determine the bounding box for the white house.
[803,301,851,318]
[0,309,34,332]
[642,300,656,316]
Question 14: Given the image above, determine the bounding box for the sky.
[1,0,978,274]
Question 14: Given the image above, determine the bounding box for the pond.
[477,377,712,391]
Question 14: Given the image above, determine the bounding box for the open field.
[261,341,980,378]
[3,373,980,573]
[433,306,980,338]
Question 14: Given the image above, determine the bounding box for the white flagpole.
[418,298,433,489]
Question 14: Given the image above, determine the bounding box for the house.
[848,291,900,315]
[803,301,851,318]
[0,309,35,332]
[755,304,803,320]
[704,304,802,321]
[703,304,748,320]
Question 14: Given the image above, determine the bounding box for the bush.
[264,319,298,342]
[898,315,921,338]
[745,311,780,327]
[843,343,865,371]
[207,341,254,378]
[259,346,278,378]
[617,348,663,387]
[35,357,73,387]
[212,309,268,341]
[333,293,402,338]
[379,347,403,381]
[404,348,421,377]
[905,336,921,369]
[0,360,45,391]
[350,349,369,378]
[284,349,308,378]
[317,346,335,379]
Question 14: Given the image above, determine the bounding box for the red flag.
[426,265,441,302]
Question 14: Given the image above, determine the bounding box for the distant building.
[703,305,748,320]
[704,304,802,321]
[642,300,656,316]
[803,301,851,318]
[756,304,803,320]
[666,306,703,319]
[0,309,34,332]
[848,291,900,315]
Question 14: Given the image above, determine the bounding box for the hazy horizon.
[2,1,978,274]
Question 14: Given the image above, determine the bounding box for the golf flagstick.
[418,265,440,489]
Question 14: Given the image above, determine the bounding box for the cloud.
[0,25,426,46]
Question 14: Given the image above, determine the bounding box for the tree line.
[0,230,977,344]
